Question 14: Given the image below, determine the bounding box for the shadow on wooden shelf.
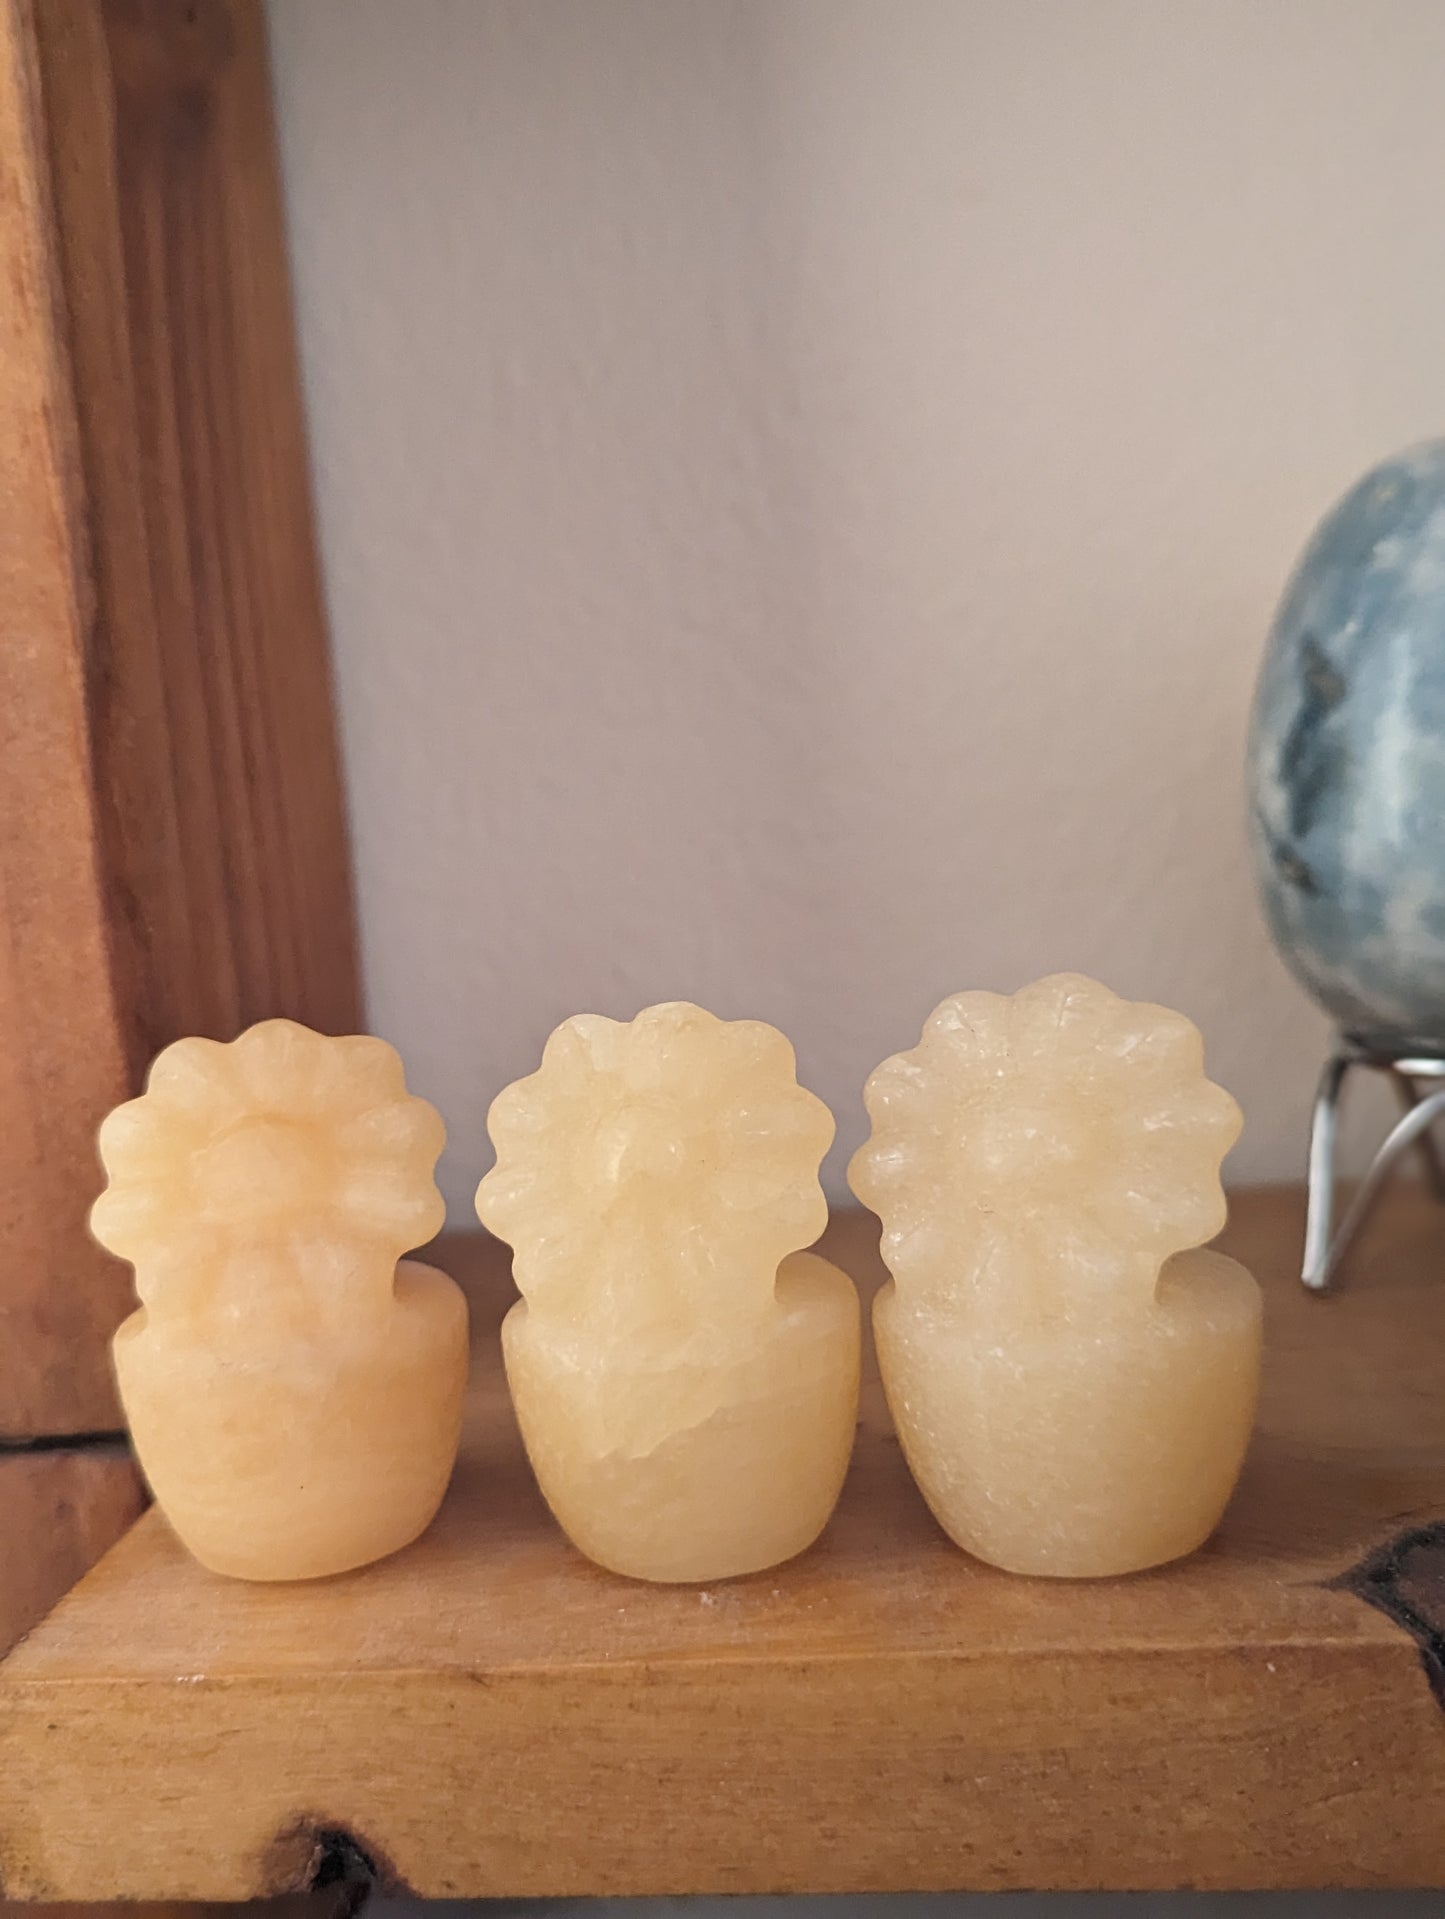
[1,1188,1443,1902]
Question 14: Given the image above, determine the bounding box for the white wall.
[268,0,1445,1222]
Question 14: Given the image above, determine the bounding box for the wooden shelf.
[3,1189,1444,1900]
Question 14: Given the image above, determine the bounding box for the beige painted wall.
[268,0,1445,1220]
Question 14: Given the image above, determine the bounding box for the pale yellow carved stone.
[477,1002,859,1583]
[92,1020,467,1581]
[849,974,1261,1578]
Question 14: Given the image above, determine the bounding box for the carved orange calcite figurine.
[849,974,1261,1578]
[476,1002,860,1583]
[91,1020,468,1581]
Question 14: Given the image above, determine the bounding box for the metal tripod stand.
[1302,1037,1445,1291]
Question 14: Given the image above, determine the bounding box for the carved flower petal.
[708,1017,800,1085]
[485,1070,558,1145]
[924,990,1013,1063]
[725,1087,834,1160]
[861,1050,933,1123]
[755,1176,830,1254]
[848,1136,903,1220]
[476,1161,558,1239]
[145,1036,240,1118]
[1101,1172,1229,1259]
[879,1214,957,1294]
[336,1168,445,1253]
[129,1224,221,1311]
[542,1014,615,1078]
[710,1151,820,1219]
[1107,1004,1206,1081]
[90,1181,171,1263]
[323,1034,411,1110]
[96,1098,177,1182]
[1142,1078,1244,1149]
[1008,974,1121,1062]
[233,1019,332,1106]
[338,1095,446,1165]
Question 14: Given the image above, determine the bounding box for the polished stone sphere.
[1248,439,1445,1044]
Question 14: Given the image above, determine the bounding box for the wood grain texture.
[0,1442,347,1919]
[0,0,359,1438]
[0,0,134,1439]
[2,1187,1444,1899]
[0,1900,354,1919]
[0,1444,144,1658]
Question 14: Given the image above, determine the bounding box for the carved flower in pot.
[850,975,1261,1578]
[477,1002,860,1583]
[92,1020,468,1581]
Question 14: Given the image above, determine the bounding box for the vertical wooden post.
[0,0,359,1446]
